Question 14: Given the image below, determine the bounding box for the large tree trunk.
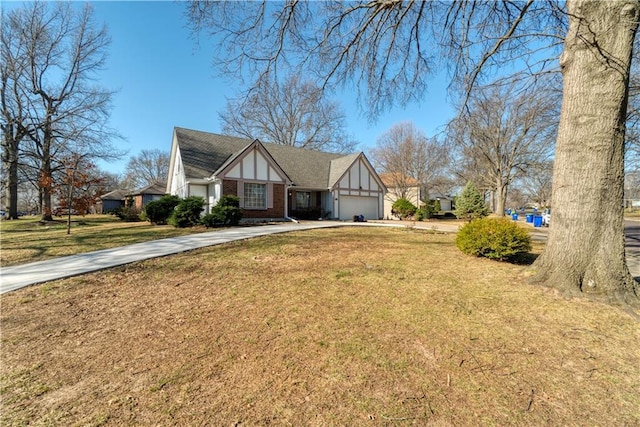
[496,180,507,217]
[532,0,639,304]
[2,135,19,220]
[39,157,53,222]
[39,118,54,222]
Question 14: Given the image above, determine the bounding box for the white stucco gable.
[215,139,291,184]
[167,131,187,198]
[331,153,386,195]
[329,153,387,220]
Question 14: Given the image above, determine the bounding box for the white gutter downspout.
[284,184,299,223]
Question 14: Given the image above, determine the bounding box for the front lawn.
[1,227,638,425]
[0,215,206,266]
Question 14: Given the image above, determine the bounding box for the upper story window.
[244,182,266,209]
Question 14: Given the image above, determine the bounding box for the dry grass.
[1,227,639,426]
[0,215,206,266]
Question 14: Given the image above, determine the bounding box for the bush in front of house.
[201,195,242,227]
[433,199,441,213]
[168,196,205,228]
[456,217,531,261]
[416,201,437,221]
[455,181,489,221]
[115,206,141,222]
[392,198,417,220]
[144,195,181,225]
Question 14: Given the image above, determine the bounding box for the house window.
[244,182,266,209]
[296,191,311,209]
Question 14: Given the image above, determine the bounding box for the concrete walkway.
[0,221,458,294]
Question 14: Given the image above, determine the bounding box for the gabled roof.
[173,127,359,190]
[213,138,292,184]
[328,153,360,188]
[100,189,129,201]
[129,182,167,196]
[175,128,250,179]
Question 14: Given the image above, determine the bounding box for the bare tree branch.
[219,74,358,153]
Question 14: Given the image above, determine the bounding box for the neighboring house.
[97,189,129,214]
[166,127,386,221]
[380,173,454,219]
[127,182,167,211]
[380,173,423,220]
[432,193,454,212]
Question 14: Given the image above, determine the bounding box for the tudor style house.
[166,127,386,221]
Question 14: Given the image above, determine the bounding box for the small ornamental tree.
[391,198,417,220]
[53,154,105,233]
[455,181,489,221]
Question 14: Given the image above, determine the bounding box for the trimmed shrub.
[456,217,531,261]
[144,195,181,225]
[169,196,205,228]
[115,206,141,222]
[455,181,489,221]
[392,198,417,220]
[201,195,242,227]
[416,201,436,221]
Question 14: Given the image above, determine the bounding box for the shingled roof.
[128,182,167,196]
[175,128,249,179]
[174,127,359,190]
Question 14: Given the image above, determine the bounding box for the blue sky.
[10,1,456,175]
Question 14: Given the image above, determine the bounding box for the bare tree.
[220,74,357,153]
[1,7,31,220]
[122,149,169,190]
[188,1,640,302]
[518,160,554,208]
[17,179,38,215]
[54,152,105,234]
[370,121,448,200]
[99,170,125,193]
[3,2,120,222]
[449,83,557,216]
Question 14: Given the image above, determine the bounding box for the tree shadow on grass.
[509,251,540,266]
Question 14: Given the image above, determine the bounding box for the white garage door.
[339,196,379,220]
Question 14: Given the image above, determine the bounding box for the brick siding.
[222,180,285,219]
[222,179,238,196]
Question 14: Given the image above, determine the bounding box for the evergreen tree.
[455,182,489,222]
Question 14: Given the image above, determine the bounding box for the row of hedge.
[116,195,243,228]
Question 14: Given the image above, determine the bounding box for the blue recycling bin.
[526,214,534,223]
[512,213,518,220]
[533,215,543,227]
